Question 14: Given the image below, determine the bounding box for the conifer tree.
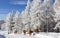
[5,11,14,33]
[13,10,22,34]
[22,0,31,31]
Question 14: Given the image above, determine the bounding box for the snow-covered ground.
[0,31,60,38]
[5,33,60,38]
[34,32,60,38]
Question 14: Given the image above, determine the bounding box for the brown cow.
[28,30,33,36]
[14,30,18,34]
[23,30,27,35]
[34,28,41,33]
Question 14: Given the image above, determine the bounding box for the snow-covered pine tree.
[30,0,42,32]
[13,10,22,34]
[53,0,60,31]
[39,0,56,32]
[22,0,31,33]
[5,10,14,34]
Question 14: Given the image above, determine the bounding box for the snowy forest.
[1,0,60,35]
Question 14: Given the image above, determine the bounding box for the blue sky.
[0,0,55,20]
[0,0,33,14]
[0,0,33,20]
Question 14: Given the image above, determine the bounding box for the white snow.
[4,33,60,38]
[34,34,53,38]
[0,31,60,38]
